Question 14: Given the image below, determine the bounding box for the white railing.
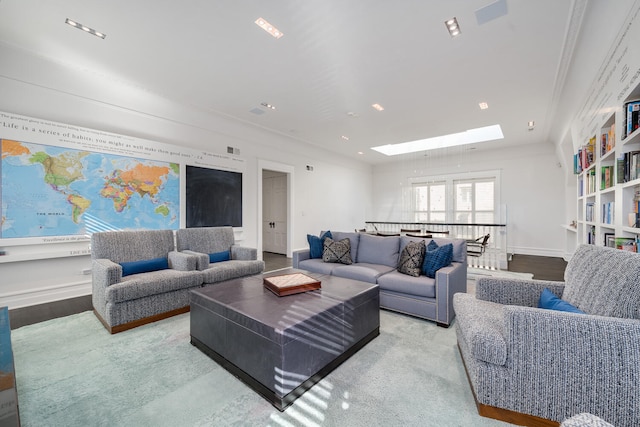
[364,221,508,270]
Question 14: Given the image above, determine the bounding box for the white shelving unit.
[575,85,640,249]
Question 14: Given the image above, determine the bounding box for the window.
[411,172,498,223]
[414,182,446,222]
[454,179,495,224]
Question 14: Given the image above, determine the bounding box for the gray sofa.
[91,229,203,334]
[175,226,264,284]
[293,231,467,326]
[91,227,264,334]
[453,244,640,427]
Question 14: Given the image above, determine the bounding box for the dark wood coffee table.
[189,268,380,411]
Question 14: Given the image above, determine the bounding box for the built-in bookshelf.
[575,85,640,252]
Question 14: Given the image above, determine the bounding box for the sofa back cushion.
[356,233,400,268]
[400,236,467,264]
[91,229,174,263]
[563,244,640,319]
[176,226,235,254]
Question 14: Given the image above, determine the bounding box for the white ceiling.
[0,0,582,164]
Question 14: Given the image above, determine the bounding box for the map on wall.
[1,139,180,238]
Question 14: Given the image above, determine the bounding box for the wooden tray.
[263,273,321,297]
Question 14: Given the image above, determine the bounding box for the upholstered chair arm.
[92,258,122,287]
[292,249,310,268]
[168,250,198,271]
[435,261,467,325]
[504,306,640,423]
[476,277,566,307]
[231,245,257,261]
[180,250,209,271]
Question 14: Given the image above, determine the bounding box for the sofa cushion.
[539,288,585,314]
[329,231,360,262]
[332,263,395,284]
[201,260,265,284]
[298,258,341,275]
[397,240,426,277]
[356,233,401,268]
[422,243,453,278]
[400,236,466,263]
[120,257,168,277]
[209,251,231,263]
[377,270,436,298]
[307,230,332,259]
[323,238,353,265]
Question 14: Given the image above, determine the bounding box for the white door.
[263,172,287,254]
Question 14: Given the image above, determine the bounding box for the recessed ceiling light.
[445,17,461,37]
[65,18,106,39]
[479,102,489,110]
[255,17,283,39]
[371,124,504,156]
[372,103,384,111]
[528,120,535,128]
[341,135,350,141]
[260,102,276,110]
[358,151,364,155]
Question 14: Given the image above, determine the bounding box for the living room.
[1,1,640,426]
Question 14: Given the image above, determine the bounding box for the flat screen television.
[186,165,242,227]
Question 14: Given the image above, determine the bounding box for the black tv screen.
[186,165,242,227]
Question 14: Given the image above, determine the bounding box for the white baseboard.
[1,280,91,310]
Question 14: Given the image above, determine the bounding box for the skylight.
[371,124,504,156]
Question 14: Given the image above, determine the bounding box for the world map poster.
[1,139,180,238]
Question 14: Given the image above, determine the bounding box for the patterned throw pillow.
[323,237,353,265]
[397,240,426,277]
[422,243,453,278]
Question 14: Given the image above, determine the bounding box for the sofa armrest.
[476,277,566,307]
[435,261,467,325]
[231,245,257,261]
[181,250,209,271]
[292,249,311,268]
[505,306,640,421]
[168,250,198,271]
[92,258,122,288]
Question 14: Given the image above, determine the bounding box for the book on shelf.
[624,100,640,139]
[601,201,614,224]
[604,232,615,248]
[600,165,614,189]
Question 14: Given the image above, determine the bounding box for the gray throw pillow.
[323,237,353,265]
[397,240,426,277]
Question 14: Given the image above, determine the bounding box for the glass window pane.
[455,211,471,223]
[456,183,472,211]
[430,185,446,210]
[475,182,494,210]
[431,212,446,222]
[415,186,428,211]
[476,211,494,223]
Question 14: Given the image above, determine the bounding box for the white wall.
[372,142,566,257]
[0,43,373,309]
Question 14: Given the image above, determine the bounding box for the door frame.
[258,160,294,258]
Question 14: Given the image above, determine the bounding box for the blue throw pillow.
[209,251,230,263]
[427,240,439,251]
[422,243,453,278]
[307,230,332,259]
[120,257,168,277]
[538,288,585,314]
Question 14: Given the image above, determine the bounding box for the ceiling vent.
[475,0,508,25]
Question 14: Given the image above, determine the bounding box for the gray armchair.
[91,229,203,333]
[453,244,640,427]
[175,226,264,284]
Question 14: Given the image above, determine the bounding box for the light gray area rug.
[10,309,512,427]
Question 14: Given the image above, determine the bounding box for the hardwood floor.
[508,254,567,281]
[263,252,292,271]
